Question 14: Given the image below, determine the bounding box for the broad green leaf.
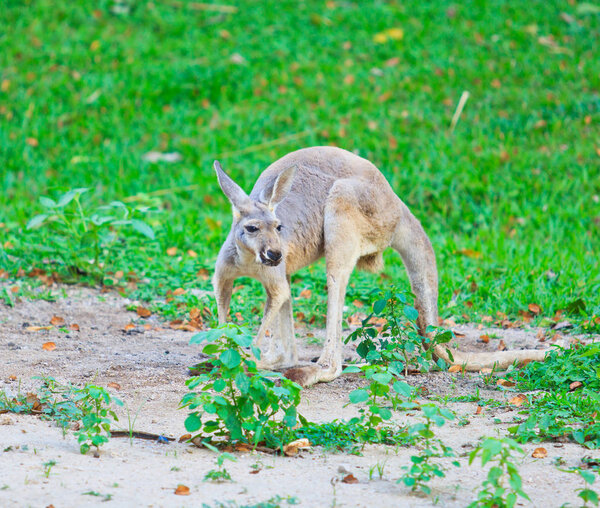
[130,219,155,239]
[373,299,387,314]
[26,214,48,229]
[40,196,57,208]
[392,380,413,397]
[184,413,202,432]
[220,349,241,369]
[403,305,419,321]
[348,389,369,404]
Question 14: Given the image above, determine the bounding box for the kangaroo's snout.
[260,249,282,266]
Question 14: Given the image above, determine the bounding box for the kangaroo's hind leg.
[391,209,439,335]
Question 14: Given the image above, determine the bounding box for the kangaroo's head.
[214,160,296,267]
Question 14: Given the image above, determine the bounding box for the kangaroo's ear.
[214,161,251,213]
[262,166,296,210]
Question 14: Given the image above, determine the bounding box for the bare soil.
[0,286,598,508]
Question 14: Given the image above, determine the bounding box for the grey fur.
[213,147,547,386]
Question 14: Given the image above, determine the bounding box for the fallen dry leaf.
[532,447,547,458]
[528,303,542,315]
[174,484,190,496]
[475,406,483,415]
[298,289,312,299]
[497,340,507,351]
[166,247,178,256]
[235,442,254,452]
[479,334,490,343]
[448,365,463,373]
[197,268,210,280]
[178,433,192,443]
[352,299,364,308]
[187,249,198,258]
[124,323,136,331]
[70,323,80,332]
[173,287,186,296]
[347,313,365,327]
[342,473,359,484]
[42,342,56,351]
[26,326,52,332]
[283,438,311,457]
[8,375,17,381]
[509,394,528,406]
[50,315,65,326]
[457,248,482,259]
[107,382,121,390]
[569,381,583,391]
[25,137,39,147]
[497,379,516,387]
[137,306,151,318]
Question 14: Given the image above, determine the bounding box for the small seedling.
[468,437,529,508]
[368,460,387,480]
[204,452,236,483]
[576,469,599,507]
[42,460,57,478]
[73,385,123,455]
[398,404,458,495]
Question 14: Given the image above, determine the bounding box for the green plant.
[508,389,600,449]
[346,288,452,375]
[398,404,458,495]
[42,459,57,478]
[576,469,599,507]
[294,419,410,454]
[36,376,83,437]
[26,188,155,282]
[504,343,600,392]
[181,324,303,450]
[468,437,529,508]
[204,450,237,483]
[73,385,123,454]
[369,460,387,480]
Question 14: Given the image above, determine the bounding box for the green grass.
[1,0,599,327]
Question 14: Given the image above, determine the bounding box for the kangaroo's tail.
[391,208,548,371]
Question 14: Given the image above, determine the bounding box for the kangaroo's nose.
[266,250,282,262]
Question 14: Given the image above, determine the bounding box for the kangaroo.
[212,146,547,387]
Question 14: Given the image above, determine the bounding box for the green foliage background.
[1,0,599,324]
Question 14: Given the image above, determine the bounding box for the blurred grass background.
[0,0,598,327]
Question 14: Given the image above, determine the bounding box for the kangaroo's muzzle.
[260,249,282,266]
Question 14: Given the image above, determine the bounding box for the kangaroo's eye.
[276,224,283,232]
[244,225,259,233]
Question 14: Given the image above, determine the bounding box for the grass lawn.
[1,0,599,330]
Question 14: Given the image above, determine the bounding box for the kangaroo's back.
[250,147,401,272]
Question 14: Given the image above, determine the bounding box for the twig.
[450,91,470,133]
[112,430,175,442]
[168,1,238,13]
[216,130,313,159]
[121,184,201,203]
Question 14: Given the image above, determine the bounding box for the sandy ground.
[0,285,598,508]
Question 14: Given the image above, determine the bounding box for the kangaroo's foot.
[256,342,297,371]
[284,361,342,387]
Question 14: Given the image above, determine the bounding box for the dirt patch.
[0,287,598,507]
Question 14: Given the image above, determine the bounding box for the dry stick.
[216,130,313,159]
[168,1,238,13]
[122,184,201,203]
[450,91,470,133]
